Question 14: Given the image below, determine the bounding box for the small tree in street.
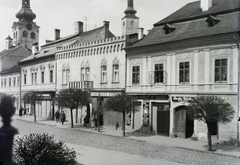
[23,91,42,122]
[105,93,135,136]
[187,95,235,151]
[57,88,89,128]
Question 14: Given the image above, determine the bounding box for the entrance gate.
[157,110,169,136]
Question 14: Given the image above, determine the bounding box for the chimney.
[5,35,12,50]
[76,21,83,34]
[201,0,212,11]
[32,42,38,55]
[55,29,60,40]
[103,21,110,38]
[138,28,144,39]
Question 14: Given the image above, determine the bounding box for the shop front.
[90,91,123,127]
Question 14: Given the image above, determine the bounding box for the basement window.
[206,15,221,27]
[163,24,176,34]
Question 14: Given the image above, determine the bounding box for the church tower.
[122,0,139,36]
[12,0,39,50]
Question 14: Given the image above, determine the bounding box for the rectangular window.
[86,67,90,81]
[101,66,107,83]
[62,70,66,84]
[35,72,37,84]
[132,66,140,84]
[24,74,26,85]
[81,68,85,81]
[4,78,6,87]
[179,62,190,83]
[1,79,3,87]
[50,70,53,83]
[41,71,44,83]
[9,78,11,87]
[13,77,16,86]
[215,59,227,82]
[66,69,70,84]
[155,64,164,83]
[113,64,119,82]
[31,73,34,84]
[17,76,20,86]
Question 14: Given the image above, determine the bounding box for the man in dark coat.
[61,111,66,125]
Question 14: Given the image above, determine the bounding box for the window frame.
[179,61,190,84]
[49,70,53,83]
[112,64,119,83]
[101,65,107,83]
[132,66,140,85]
[214,58,228,83]
[154,63,164,83]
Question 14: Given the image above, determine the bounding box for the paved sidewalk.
[13,115,240,158]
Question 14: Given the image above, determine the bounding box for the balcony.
[68,81,93,90]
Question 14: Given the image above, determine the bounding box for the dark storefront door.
[157,110,169,136]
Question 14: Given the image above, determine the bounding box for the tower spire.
[124,0,137,17]
[16,0,36,21]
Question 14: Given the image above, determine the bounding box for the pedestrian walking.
[61,111,66,125]
[19,106,23,117]
[55,110,60,123]
[94,114,98,130]
[23,108,27,117]
[91,115,95,130]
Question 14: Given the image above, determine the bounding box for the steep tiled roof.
[0,65,20,75]
[20,25,115,63]
[73,26,115,45]
[0,46,22,57]
[154,0,240,26]
[127,0,240,48]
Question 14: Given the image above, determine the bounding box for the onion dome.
[16,0,36,21]
[124,0,137,17]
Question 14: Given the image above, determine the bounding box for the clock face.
[26,23,32,30]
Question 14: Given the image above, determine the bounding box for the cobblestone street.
[11,119,240,165]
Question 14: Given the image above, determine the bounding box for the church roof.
[127,0,240,48]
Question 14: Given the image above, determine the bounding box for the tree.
[12,133,77,165]
[23,91,42,122]
[57,88,90,128]
[187,95,235,151]
[105,93,135,136]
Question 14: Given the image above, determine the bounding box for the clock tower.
[122,0,139,36]
[12,0,39,50]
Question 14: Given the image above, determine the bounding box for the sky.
[0,0,197,51]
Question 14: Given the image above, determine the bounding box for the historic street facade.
[125,0,240,142]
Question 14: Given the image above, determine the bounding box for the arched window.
[31,32,35,39]
[23,31,28,38]
[101,59,107,83]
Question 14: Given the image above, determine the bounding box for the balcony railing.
[68,81,93,90]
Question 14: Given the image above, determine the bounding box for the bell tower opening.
[121,0,139,36]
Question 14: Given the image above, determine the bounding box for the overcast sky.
[0,0,197,51]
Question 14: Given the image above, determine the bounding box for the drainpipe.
[233,34,240,146]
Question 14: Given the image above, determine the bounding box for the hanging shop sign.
[172,96,194,102]
[134,95,169,100]
[91,92,122,97]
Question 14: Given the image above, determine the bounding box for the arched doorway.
[175,106,194,138]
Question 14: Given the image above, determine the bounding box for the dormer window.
[163,24,176,34]
[206,15,221,27]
